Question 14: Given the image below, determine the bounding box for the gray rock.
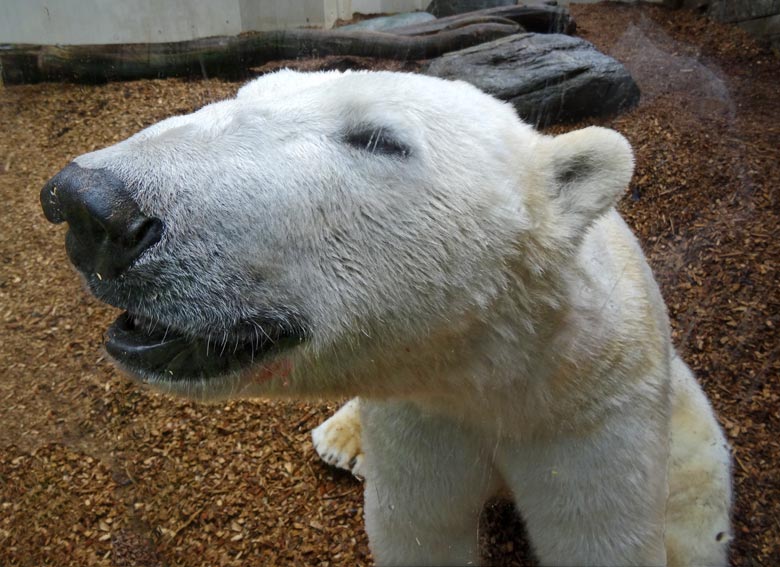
[426,0,518,18]
[677,0,780,48]
[337,12,436,32]
[737,14,780,49]
[423,33,640,126]
[680,0,780,23]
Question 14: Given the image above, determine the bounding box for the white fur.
[73,70,732,565]
[312,398,365,477]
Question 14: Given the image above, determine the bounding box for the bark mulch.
[1,3,777,565]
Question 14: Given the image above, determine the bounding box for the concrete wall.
[0,0,428,45]
[239,0,341,31]
[352,0,426,14]
[0,0,242,44]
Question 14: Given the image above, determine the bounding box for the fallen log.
[391,4,575,35]
[0,4,577,84]
[391,15,522,36]
[0,23,519,84]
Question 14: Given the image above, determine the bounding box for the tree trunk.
[1,23,521,84]
[391,4,575,35]
[0,5,574,84]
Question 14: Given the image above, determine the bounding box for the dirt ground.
[1,3,778,566]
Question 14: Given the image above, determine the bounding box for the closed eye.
[344,126,411,158]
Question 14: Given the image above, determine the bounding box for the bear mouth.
[105,311,300,382]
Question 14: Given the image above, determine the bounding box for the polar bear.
[41,70,731,566]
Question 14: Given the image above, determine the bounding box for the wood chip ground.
[1,4,778,566]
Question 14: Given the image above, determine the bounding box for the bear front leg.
[498,417,670,567]
[664,354,732,567]
[312,397,365,477]
[361,400,501,566]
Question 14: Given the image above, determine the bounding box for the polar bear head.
[41,70,633,400]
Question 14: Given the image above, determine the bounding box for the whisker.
[219,330,228,357]
[253,320,274,344]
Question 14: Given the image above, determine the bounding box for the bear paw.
[312,398,364,478]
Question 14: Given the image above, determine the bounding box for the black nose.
[40,162,164,279]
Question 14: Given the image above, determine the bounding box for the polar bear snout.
[40,162,164,280]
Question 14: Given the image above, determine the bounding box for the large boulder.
[423,32,640,126]
[677,0,780,48]
[426,0,517,18]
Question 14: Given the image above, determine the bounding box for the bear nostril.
[41,162,165,279]
[89,216,164,280]
[125,217,165,257]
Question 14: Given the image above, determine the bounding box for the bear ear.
[541,126,634,242]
